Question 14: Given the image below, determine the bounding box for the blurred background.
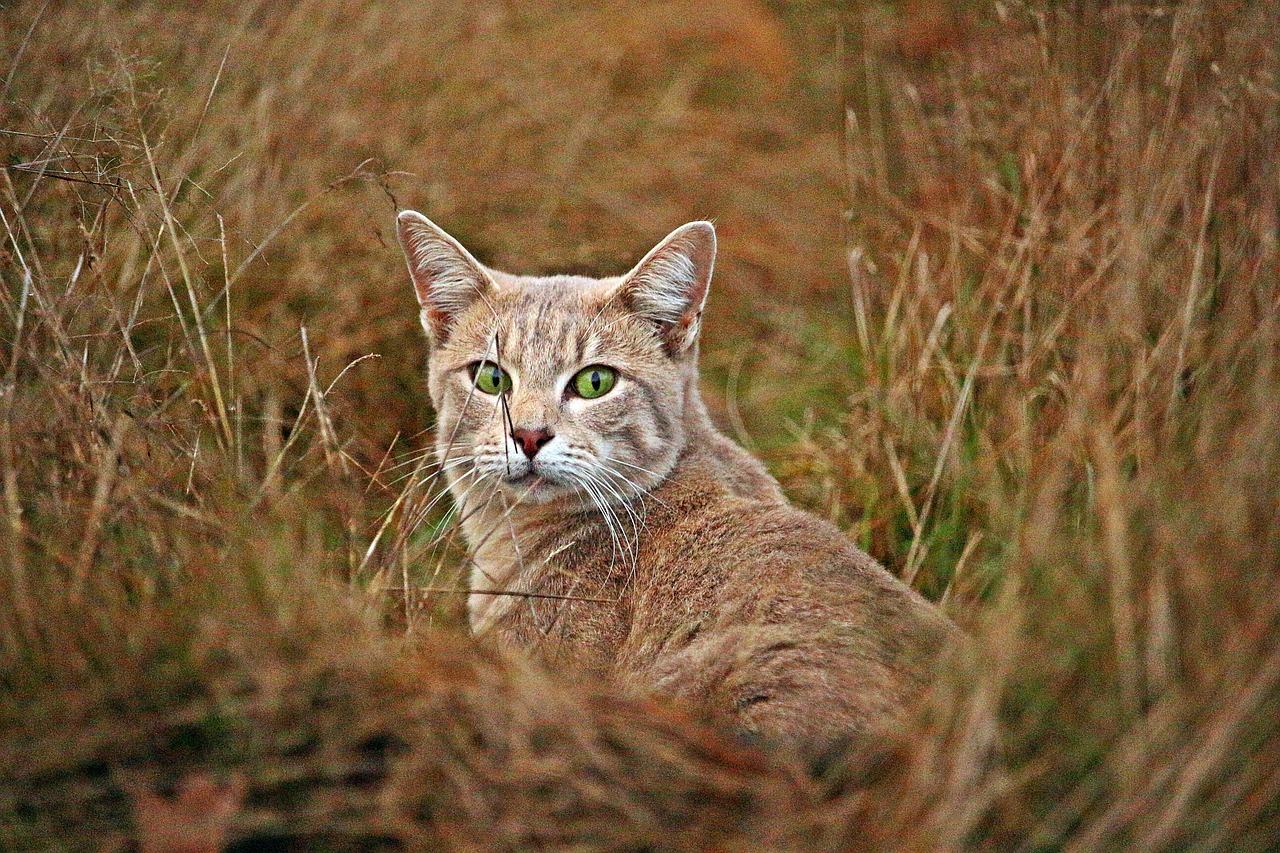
[8,0,859,438]
[2,1,1278,849]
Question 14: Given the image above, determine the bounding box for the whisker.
[591,462,653,533]
[380,445,439,474]
[599,455,673,511]
[408,465,484,540]
[601,455,666,480]
[387,452,472,491]
[579,470,637,576]
[576,475,624,569]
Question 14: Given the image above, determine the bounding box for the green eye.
[471,361,512,395]
[572,365,617,399]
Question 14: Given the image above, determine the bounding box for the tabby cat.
[397,211,954,753]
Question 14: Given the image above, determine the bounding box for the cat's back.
[613,446,953,749]
[636,440,924,605]
[630,449,948,649]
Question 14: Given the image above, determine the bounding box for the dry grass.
[1,0,1277,850]
[788,2,1280,847]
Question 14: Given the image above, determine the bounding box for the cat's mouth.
[502,464,557,490]
[500,470,576,505]
[499,463,588,504]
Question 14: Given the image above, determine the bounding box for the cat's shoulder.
[650,451,857,567]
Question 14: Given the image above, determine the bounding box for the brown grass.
[1,0,1277,850]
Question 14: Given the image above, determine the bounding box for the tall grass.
[1,0,1277,850]
[791,2,1280,848]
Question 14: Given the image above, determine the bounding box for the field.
[1,1,1277,850]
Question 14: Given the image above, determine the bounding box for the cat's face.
[397,213,716,510]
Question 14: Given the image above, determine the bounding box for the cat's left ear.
[617,221,716,355]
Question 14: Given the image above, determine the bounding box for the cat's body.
[397,211,953,752]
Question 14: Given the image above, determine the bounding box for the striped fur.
[398,212,955,756]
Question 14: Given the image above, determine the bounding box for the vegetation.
[1,0,1276,849]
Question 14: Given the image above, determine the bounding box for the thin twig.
[396,587,615,604]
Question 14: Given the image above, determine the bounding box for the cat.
[396,210,955,754]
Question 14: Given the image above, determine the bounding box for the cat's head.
[397,211,715,508]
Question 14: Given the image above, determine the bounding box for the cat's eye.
[470,361,512,395]
[571,365,617,399]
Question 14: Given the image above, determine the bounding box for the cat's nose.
[512,427,554,459]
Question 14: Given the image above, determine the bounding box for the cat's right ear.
[396,210,495,342]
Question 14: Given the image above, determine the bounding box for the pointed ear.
[617,221,716,355]
[396,210,495,342]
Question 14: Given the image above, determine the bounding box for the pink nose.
[512,427,553,458]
